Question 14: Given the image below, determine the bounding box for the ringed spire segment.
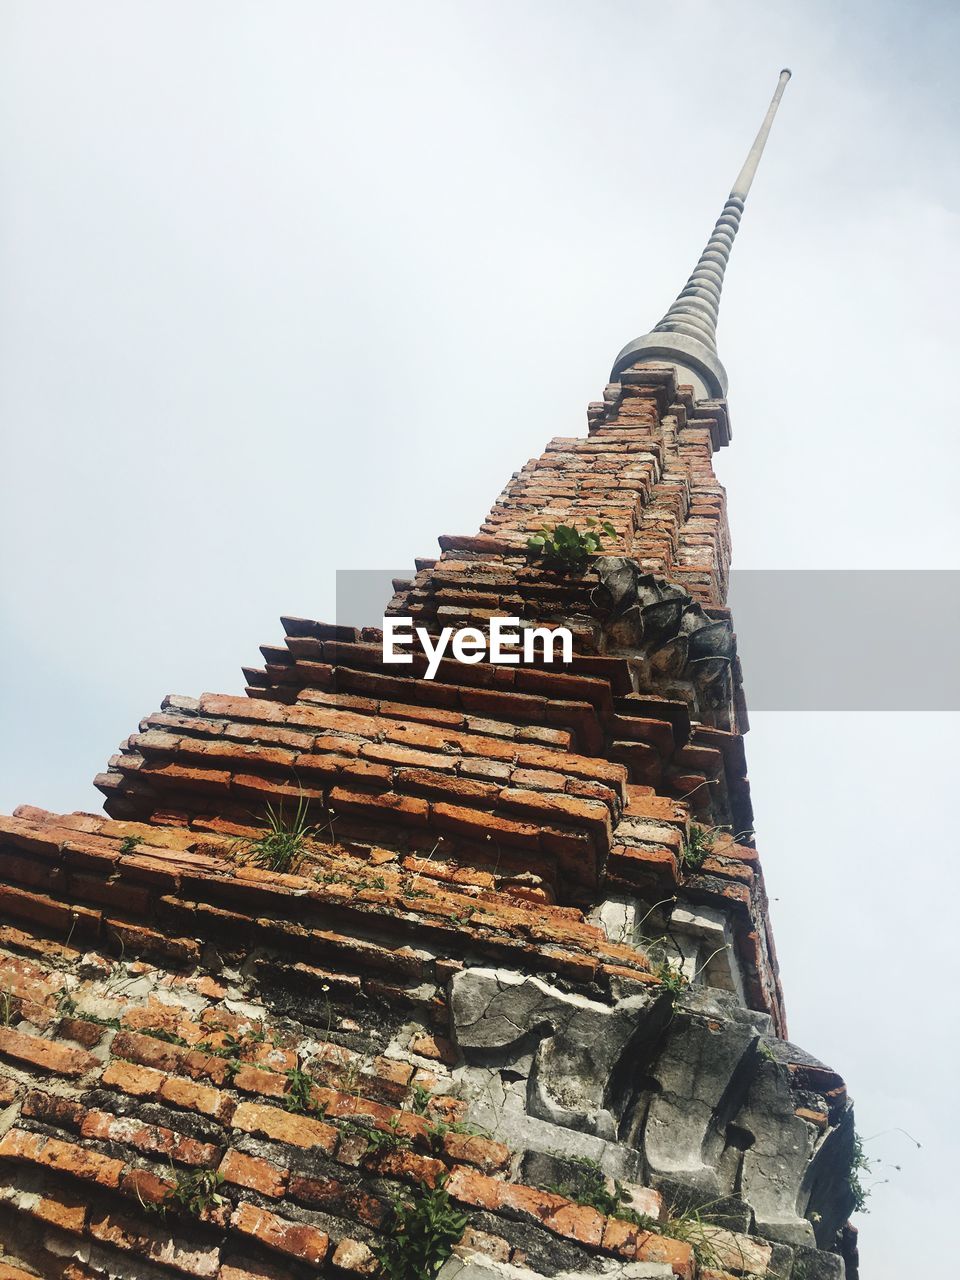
[611,69,791,399]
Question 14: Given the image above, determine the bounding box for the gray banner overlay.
[335,569,960,711]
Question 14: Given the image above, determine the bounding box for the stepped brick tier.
[0,366,859,1280]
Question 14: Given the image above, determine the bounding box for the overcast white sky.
[2,3,958,1275]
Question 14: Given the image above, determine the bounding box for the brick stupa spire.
[0,72,858,1280]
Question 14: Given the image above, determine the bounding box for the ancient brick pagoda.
[0,71,858,1280]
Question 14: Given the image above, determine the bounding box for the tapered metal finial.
[611,70,792,399]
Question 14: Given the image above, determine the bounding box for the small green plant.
[0,991,14,1026]
[526,517,616,572]
[546,1156,656,1228]
[159,1168,225,1219]
[680,823,715,871]
[57,992,78,1017]
[336,1060,363,1094]
[208,1024,268,1054]
[118,836,140,854]
[284,1066,325,1116]
[409,1083,432,1115]
[848,1131,873,1214]
[376,1179,469,1280]
[360,1116,409,1157]
[237,794,317,875]
[449,904,478,926]
[652,958,688,1002]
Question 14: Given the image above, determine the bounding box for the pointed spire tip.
[611,70,792,400]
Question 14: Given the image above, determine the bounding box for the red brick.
[372,1055,414,1087]
[498,787,612,835]
[112,1028,185,1072]
[441,1130,511,1173]
[370,1148,446,1188]
[0,1026,98,1077]
[0,953,64,1003]
[159,1074,229,1119]
[395,769,500,803]
[328,787,429,826]
[409,1032,458,1065]
[219,1148,288,1198]
[445,1164,503,1211]
[102,1059,164,1099]
[0,883,101,934]
[58,1016,108,1048]
[332,1239,377,1274]
[431,803,541,849]
[79,1108,219,1166]
[231,1202,330,1265]
[21,1089,86,1128]
[287,1173,387,1227]
[28,1188,89,1234]
[88,1207,221,1276]
[106,918,201,966]
[541,1198,604,1246]
[0,1128,124,1189]
[234,1062,288,1097]
[231,1099,339,1152]
[601,1218,695,1279]
[795,1105,829,1130]
[120,1166,175,1207]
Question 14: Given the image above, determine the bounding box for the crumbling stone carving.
[450,969,855,1250]
[450,967,668,1140]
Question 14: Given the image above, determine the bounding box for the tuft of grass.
[656,1199,746,1270]
[376,1179,469,1280]
[238,794,317,875]
[680,823,715,871]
